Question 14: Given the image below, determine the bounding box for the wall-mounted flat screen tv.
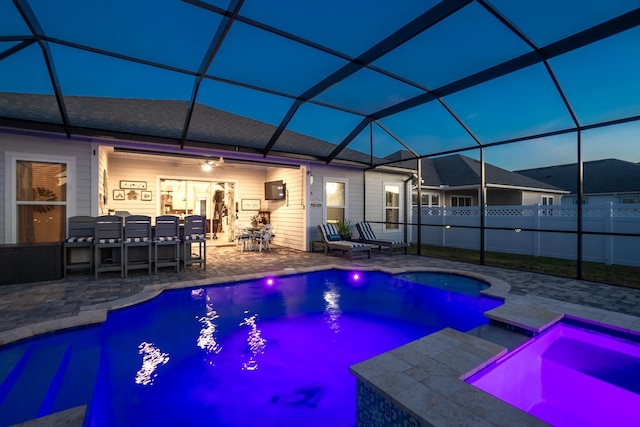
[265,180,286,200]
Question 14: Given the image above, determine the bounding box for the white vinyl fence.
[411,203,640,267]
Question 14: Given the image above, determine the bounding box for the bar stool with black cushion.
[63,215,95,277]
[154,215,180,274]
[94,215,124,279]
[182,215,206,271]
[123,215,152,278]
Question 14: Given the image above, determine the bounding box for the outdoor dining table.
[243,226,264,251]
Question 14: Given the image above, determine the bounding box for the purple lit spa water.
[0,270,500,427]
[468,319,640,427]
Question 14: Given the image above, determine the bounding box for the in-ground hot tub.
[467,318,640,427]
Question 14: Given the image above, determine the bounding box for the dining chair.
[234,225,252,252]
[94,215,124,279]
[254,224,273,252]
[154,215,180,274]
[123,215,152,277]
[63,215,95,277]
[182,215,206,270]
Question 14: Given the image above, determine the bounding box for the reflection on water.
[135,342,170,386]
[197,293,222,365]
[240,310,267,371]
[323,283,342,333]
[191,288,205,299]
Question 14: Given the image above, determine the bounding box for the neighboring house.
[386,151,566,207]
[516,159,640,205]
[1,95,411,249]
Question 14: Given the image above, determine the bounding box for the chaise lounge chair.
[318,224,372,261]
[355,221,409,256]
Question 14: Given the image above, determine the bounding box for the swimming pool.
[0,270,501,427]
[467,318,640,426]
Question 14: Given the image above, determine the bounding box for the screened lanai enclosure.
[1,0,640,284]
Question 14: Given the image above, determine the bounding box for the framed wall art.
[241,199,260,210]
[126,190,139,200]
[120,180,147,190]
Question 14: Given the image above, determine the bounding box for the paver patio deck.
[2,244,640,335]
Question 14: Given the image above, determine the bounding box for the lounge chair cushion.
[327,233,341,241]
[357,221,377,241]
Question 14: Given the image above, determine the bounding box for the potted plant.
[336,219,353,240]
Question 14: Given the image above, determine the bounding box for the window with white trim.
[384,184,400,231]
[451,196,472,207]
[412,192,440,206]
[542,196,554,205]
[325,180,346,224]
[15,160,68,243]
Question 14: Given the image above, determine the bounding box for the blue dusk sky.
[1,0,639,171]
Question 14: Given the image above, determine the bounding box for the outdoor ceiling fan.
[201,157,224,171]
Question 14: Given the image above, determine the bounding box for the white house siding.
[363,170,410,242]
[306,164,365,249]
[522,191,557,206]
[265,166,306,251]
[0,130,93,244]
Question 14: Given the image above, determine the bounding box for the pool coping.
[0,264,510,347]
[3,265,640,427]
[350,290,640,426]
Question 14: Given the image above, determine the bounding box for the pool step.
[0,328,102,427]
[38,346,73,417]
[466,323,531,351]
[48,344,101,414]
[0,346,31,405]
[0,343,69,426]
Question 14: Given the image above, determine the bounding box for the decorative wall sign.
[120,180,147,189]
[141,191,152,201]
[126,190,139,200]
[241,199,260,210]
[113,189,125,200]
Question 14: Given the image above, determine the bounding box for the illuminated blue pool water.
[0,270,501,427]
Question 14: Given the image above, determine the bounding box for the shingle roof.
[516,159,640,194]
[0,92,378,165]
[386,151,563,191]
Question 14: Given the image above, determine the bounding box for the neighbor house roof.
[386,151,564,192]
[516,159,640,195]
